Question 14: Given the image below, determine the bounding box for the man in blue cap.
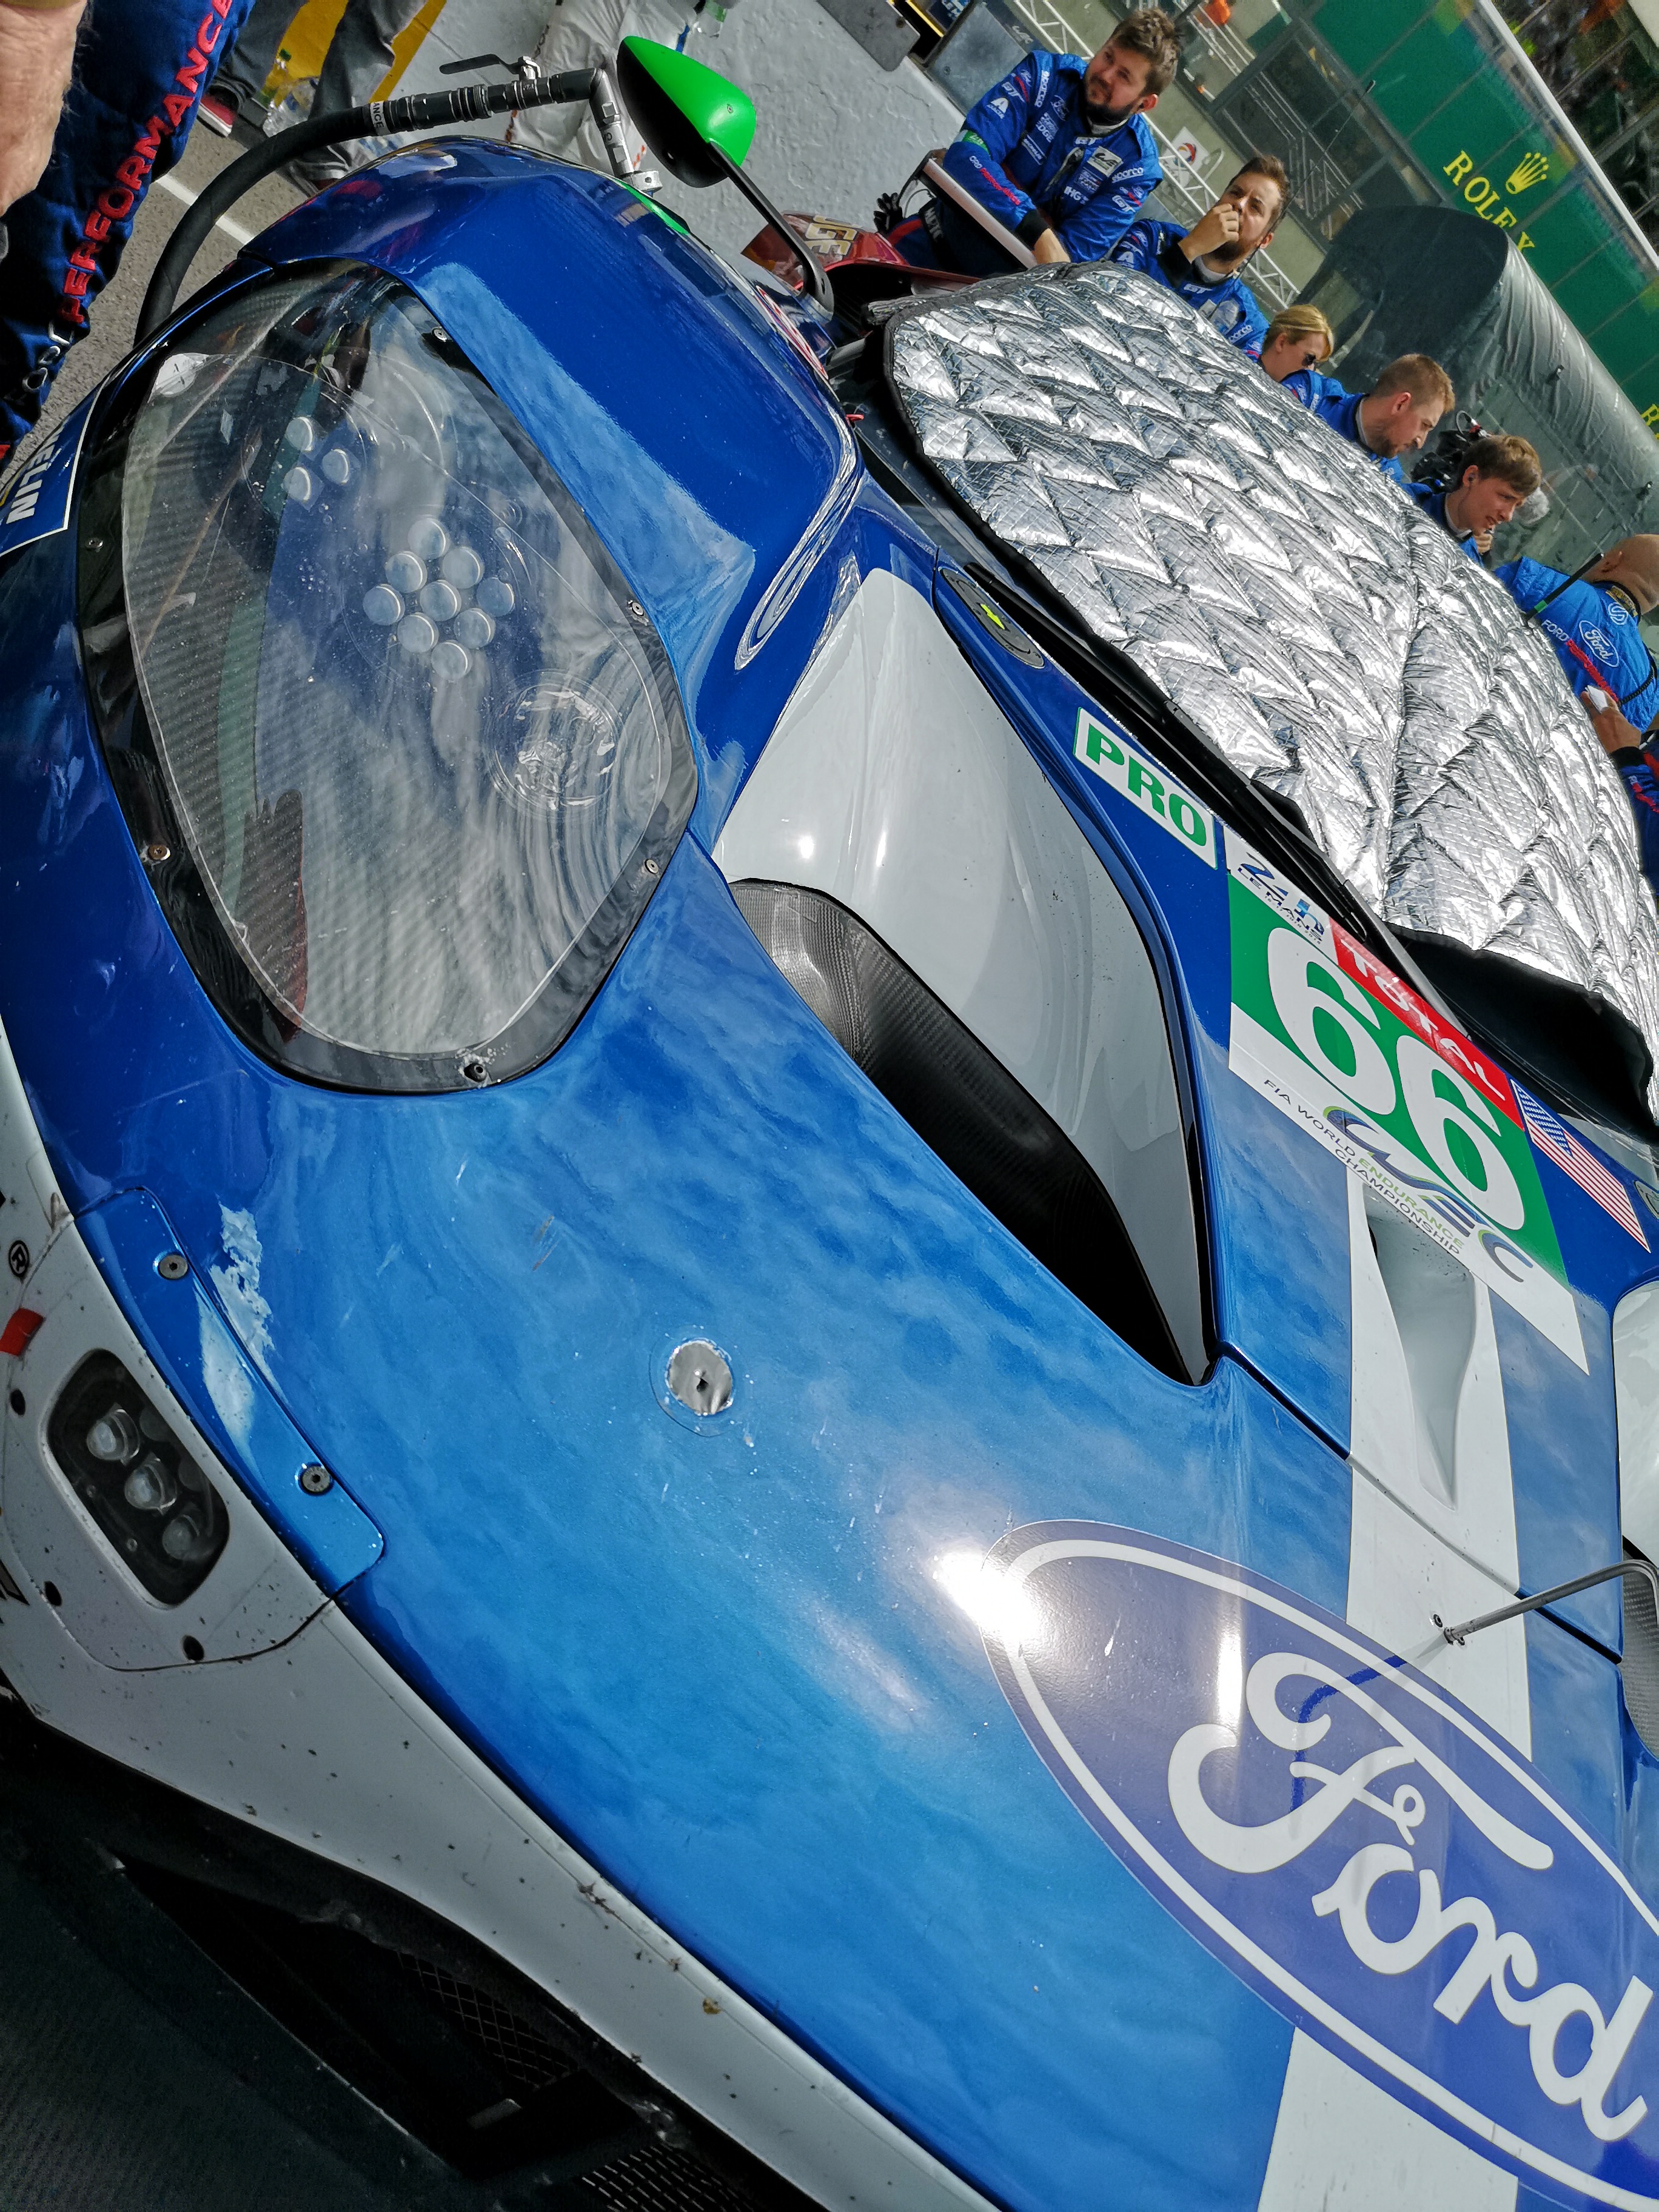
[888,8,1179,278]
[1107,156,1286,358]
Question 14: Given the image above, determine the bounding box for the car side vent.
[732,880,1187,1380]
[1624,1544,1659,1759]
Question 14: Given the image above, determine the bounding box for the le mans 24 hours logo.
[1225,837,1586,1370]
[980,1524,1659,2208]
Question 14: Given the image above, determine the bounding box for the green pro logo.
[1074,712,1215,865]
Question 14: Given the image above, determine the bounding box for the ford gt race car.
[8,44,1659,2212]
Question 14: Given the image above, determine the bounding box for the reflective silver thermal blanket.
[886,264,1659,1105]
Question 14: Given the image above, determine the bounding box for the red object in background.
[1202,0,1230,19]
[743,214,905,292]
[0,1309,45,1359]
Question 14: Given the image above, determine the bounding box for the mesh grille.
[1623,1557,1659,1757]
[577,2145,754,2211]
[396,1954,577,2097]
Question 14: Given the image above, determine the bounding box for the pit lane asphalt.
[0,1840,419,2212]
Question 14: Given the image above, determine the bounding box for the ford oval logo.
[980,1523,1659,2207]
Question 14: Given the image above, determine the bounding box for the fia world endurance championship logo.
[975,1524,1659,2208]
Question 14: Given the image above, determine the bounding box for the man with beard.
[887,8,1178,278]
[1281,352,1455,486]
[1107,156,1286,358]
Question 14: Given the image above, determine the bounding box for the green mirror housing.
[615,38,756,187]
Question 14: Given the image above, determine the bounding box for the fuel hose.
[136,69,601,343]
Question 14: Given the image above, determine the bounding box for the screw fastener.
[156,1252,188,1281]
[644,857,660,876]
[143,842,171,865]
[298,1464,333,1496]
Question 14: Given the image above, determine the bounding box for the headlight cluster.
[47,1352,229,1602]
[81,264,695,1093]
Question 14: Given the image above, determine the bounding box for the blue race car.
[5,44,1659,2212]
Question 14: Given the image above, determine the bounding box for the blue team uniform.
[1403,480,1482,561]
[893,51,1161,278]
[0,0,256,458]
[1610,746,1659,899]
[1281,369,1407,486]
[1495,555,1659,729]
[1498,554,1659,896]
[1107,218,1267,358]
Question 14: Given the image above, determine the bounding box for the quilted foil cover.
[885,264,1659,1111]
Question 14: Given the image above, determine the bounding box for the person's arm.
[939,60,1051,250]
[1590,702,1659,896]
[1614,752,1659,899]
[0,0,85,218]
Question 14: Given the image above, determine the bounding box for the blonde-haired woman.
[1258,302,1334,383]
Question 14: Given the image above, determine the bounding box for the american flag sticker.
[1513,1082,1649,1249]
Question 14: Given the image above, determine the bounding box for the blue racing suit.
[1107,218,1267,358]
[1403,480,1481,561]
[899,52,1161,278]
[1281,370,1407,487]
[1495,556,1659,729]
[0,0,256,459]
[1610,746,1659,900]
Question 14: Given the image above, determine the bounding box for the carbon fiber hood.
[885,264,1659,1115]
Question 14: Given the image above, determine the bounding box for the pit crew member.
[1280,351,1455,486]
[508,0,693,173]
[1107,154,1286,359]
[203,0,432,189]
[1498,534,1659,734]
[0,0,85,220]
[1585,694,1659,899]
[1258,301,1332,384]
[1405,432,1541,561]
[888,8,1178,279]
[0,0,256,463]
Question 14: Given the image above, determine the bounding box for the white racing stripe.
[1257,1170,1526,2211]
[155,168,255,247]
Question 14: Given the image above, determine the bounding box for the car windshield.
[113,267,688,1088]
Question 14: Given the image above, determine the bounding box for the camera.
[1410,407,1483,494]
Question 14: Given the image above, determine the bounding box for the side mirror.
[615,38,754,188]
[614,38,831,308]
